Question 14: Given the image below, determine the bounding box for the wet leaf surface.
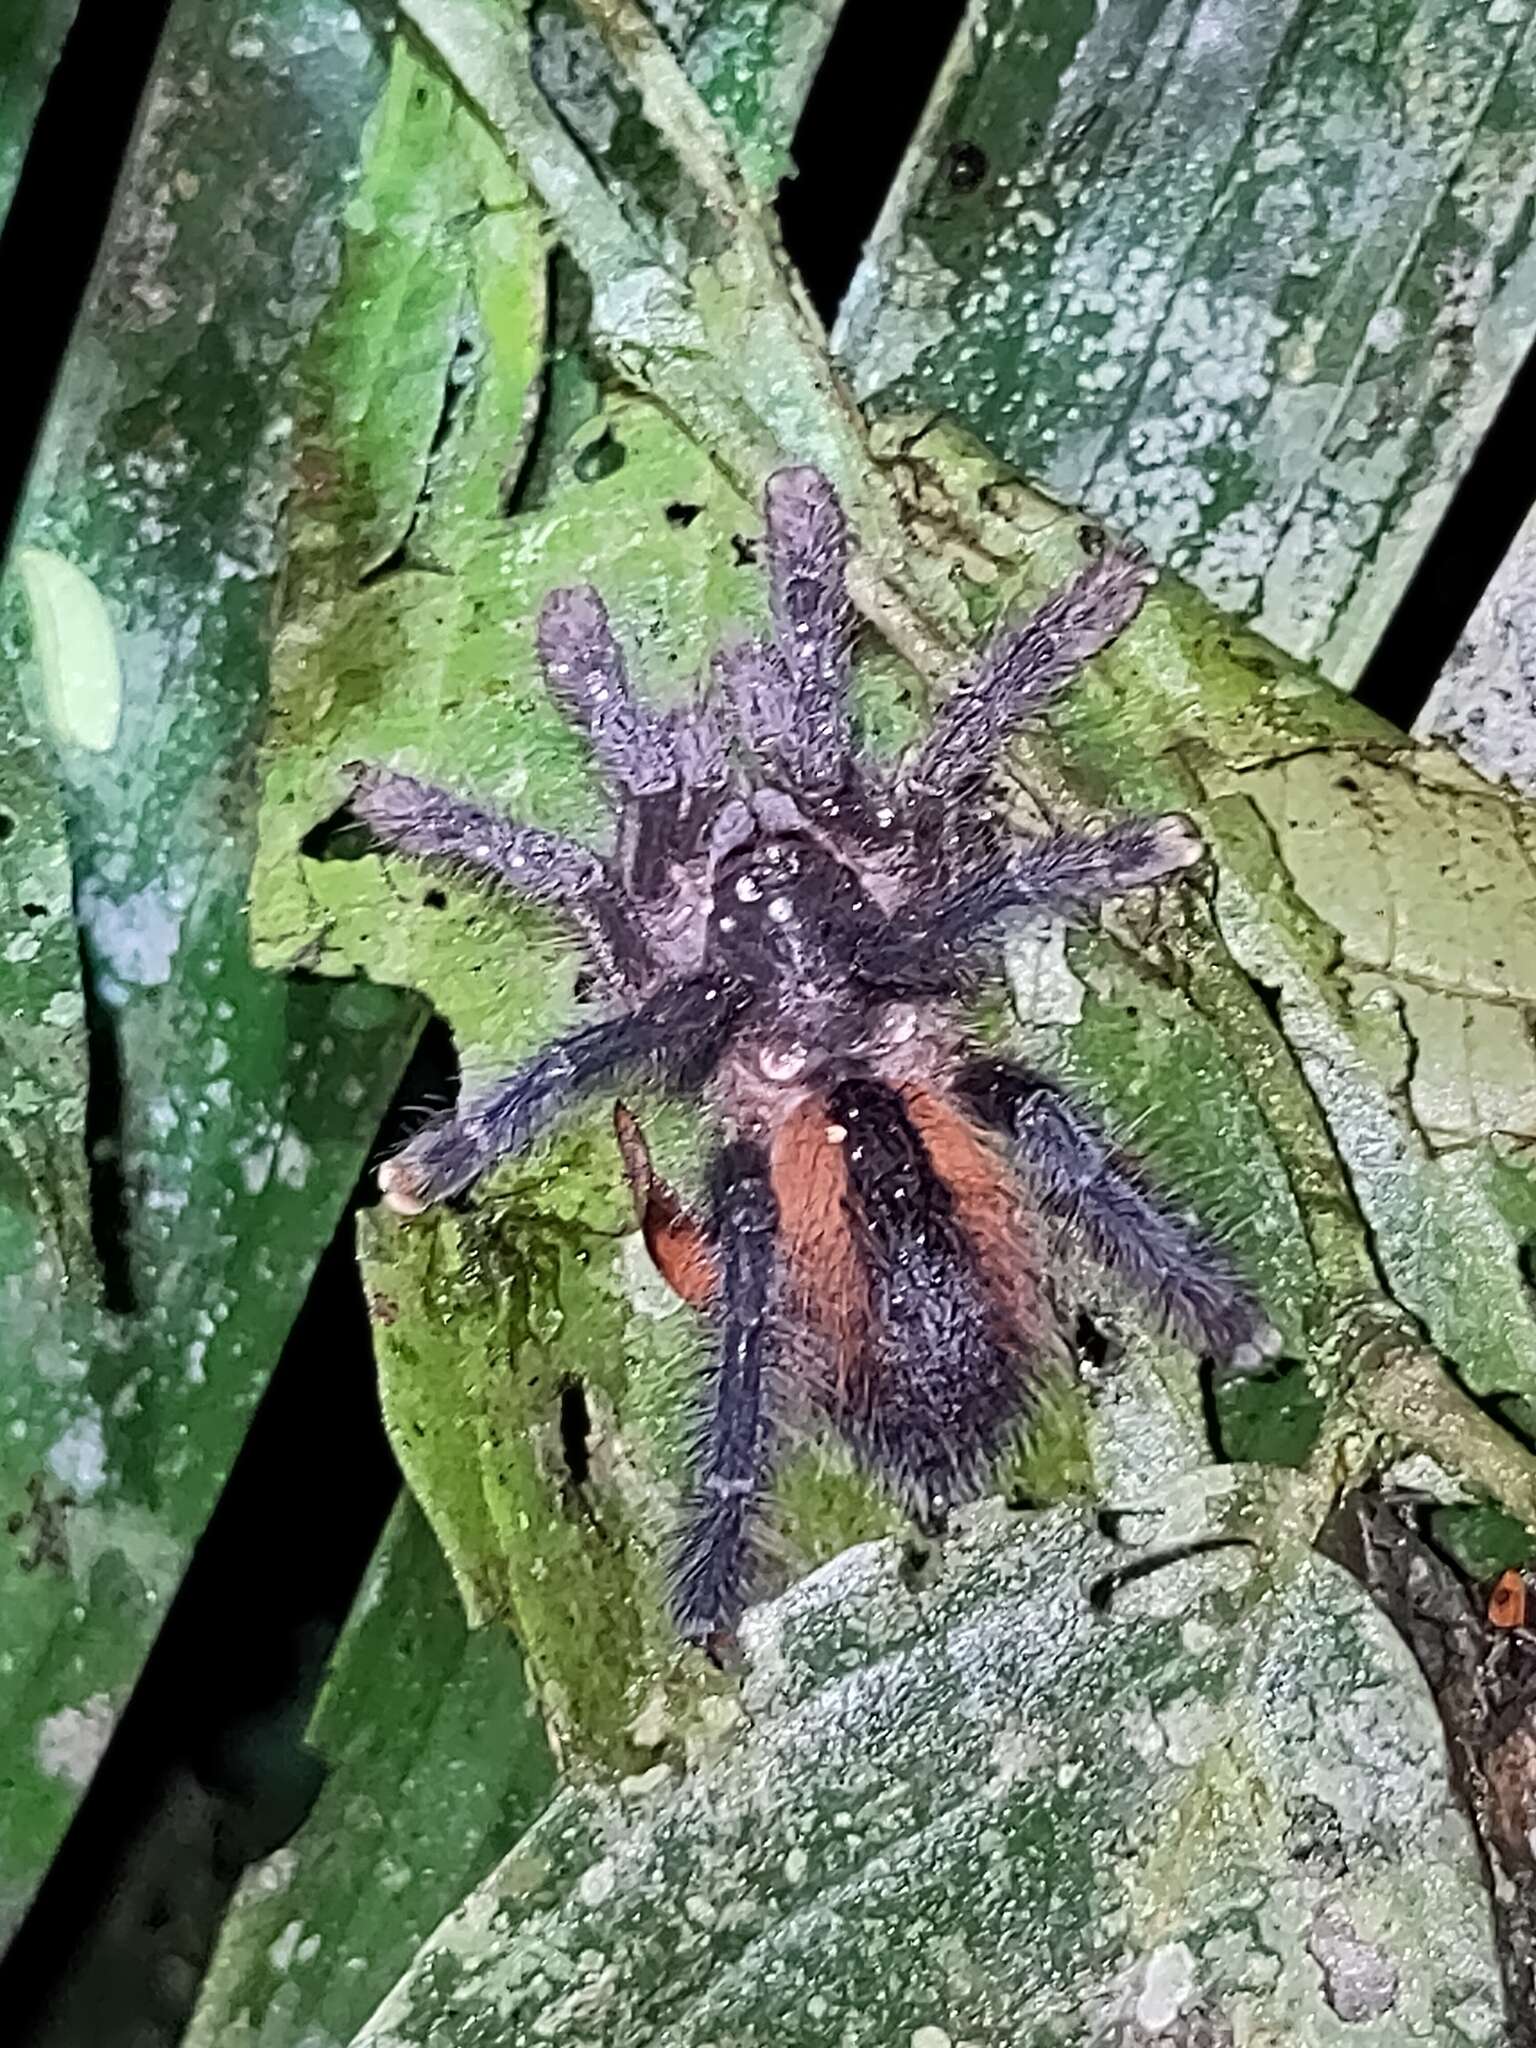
[101,1,1536,2039]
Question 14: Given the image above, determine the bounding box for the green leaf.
[247,0,1536,1782]
[0,0,420,1923]
[837,0,1536,684]
[195,16,843,2031]
[350,1503,1503,2047]
[222,3,1536,2034]
[186,1496,554,2048]
[0,0,77,227]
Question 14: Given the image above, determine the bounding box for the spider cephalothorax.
[348,467,1279,1652]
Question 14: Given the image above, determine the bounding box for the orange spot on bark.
[1490,1568,1528,1630]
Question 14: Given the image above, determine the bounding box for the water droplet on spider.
[766,896,793,924]
[759,1043,809,1082]
[734,874,762,903]
[824,1123,847,1144]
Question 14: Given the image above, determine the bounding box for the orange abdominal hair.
[896,1082,1048,1349]
[769,1096,868,1399]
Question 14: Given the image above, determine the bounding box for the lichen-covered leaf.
[838,0,1536,685]
[224,3,1536,2034]
[884,426,1536,1439]
[0,0,419,1924]
[351,1504,1503,2047]
[258,350,910,1761]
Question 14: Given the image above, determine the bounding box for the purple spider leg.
[760,465,856,794]
[901,542,1156,807]
[671,1139,782,1655]
[535,584,676,796]
[378,974,748,1214]
[715,468,896,840]
[716,468,855,796]
[859,814,1203,989]
[536,586,730,893]
[956,1059,1282,1372]
[345,762,649,990]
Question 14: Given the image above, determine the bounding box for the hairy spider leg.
[535,583,677,796]
[901,542,1155,806]
[536,584,730,897]
[956,1059,1281,1372]
[378,975,749,1213]
[759,466,856,794]
[672,1140,783,1648]
[712,467,895,843]
[345,761,648,988]
[859,814,1203,990]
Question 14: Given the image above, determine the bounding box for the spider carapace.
[348,467,1278,1654]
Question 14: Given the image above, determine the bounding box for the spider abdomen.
[818,1075,1057,1516]
[663,1066,1058,1524]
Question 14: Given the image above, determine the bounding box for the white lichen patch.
[1135,1941,1197,2031]
[267,1918,306,1973]
[233,1844,300,1904]
[35,1692,117,1787]
[78,876,187,992]
[1003,917,1084,1026]
[619,1232,688,1320]
[46,1407,107,1498]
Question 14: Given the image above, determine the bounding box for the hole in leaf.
[78,930,134,1314]
[942,140,988,191]
[572,430,625,484]
[664,500,702,528]
[559,1378,592,1488]
[1074,1311,1110,1371]
[299,800,371,863]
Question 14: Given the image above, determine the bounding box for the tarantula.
[347,467,1279,1652]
